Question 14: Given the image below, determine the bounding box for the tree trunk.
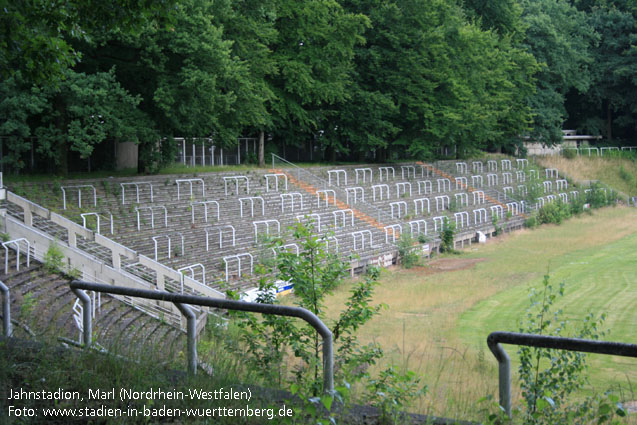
[606,102,612,141]
[258,130,265,167]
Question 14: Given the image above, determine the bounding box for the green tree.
[0,72,46,172]
[335,0,537,161]
[231,221,384,396]
[0,0,175,85]
[519,0,597,145]
[567,1,637,143]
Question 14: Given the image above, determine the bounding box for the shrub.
[440,217,455,253]
[517,275,625,424]
[537,200,571,225]
[492,214,502,236]
[397,233,419,269]
[562,148,577,159]
[44,241,64,274]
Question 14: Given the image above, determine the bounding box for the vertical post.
[0,281,11,337]
[323,331,334,393]
[175,303,197,375]
[493,343,511,417]
[71,288,92,350]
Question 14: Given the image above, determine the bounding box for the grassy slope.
[536,155,637,197]
[323,206,637,419]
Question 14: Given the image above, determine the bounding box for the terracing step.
[417,161,527,219]
[0,254,185,360]
[270,168,398,237]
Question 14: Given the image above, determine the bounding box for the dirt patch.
[408,257,488,275]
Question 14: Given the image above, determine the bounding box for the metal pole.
[0,281,11,337]
[175,303,198,375]
[71,288,92,350]
[70,281,334,393]
[490,342,511,417]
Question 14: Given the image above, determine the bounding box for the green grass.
[537,155,637,197]
[459,230,637,392]
[322,206,637,419]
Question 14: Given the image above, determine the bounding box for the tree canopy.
[1,0,635,174]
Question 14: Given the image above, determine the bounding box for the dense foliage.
[2,0,637,174]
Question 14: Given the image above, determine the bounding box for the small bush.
[397,233,419,268]
[562,148,577,159]
[440,218,456,253]
[537,200,571,225]
[619,165,633,183]
[44,241,64,274]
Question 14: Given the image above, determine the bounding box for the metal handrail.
[487,331,637,417]
[70,280,334,393]
[0,281,11,337]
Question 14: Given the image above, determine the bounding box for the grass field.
[537,155,637,197]
[323,206,637,420]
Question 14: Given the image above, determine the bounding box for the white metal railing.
[136,206,167,231]
[61,185,96,210]
[239,197,265,218]
[176,178,205,200]
[332,209,354,228]
[417,180,433,195]
[413,198,430,215]
[264,173,288,192]
[378,167,395,182]
[316,189,336,207]
[205,225,236,250]
[253,219,281,239]
[223,176,249,196]
[408,219,427,237]
[473,208,487,224]
[401,165,416,180]
[351,230,377,251]
[281,192,304,212]
[437,178,451,192]
[455,192,468,207]
[120,182,154,204]
[2,238,30,274]
[371,184,390,201]
[390,201,407,219]
[454,211,469,228]
[81,212,114,235]
[384,224,402,243]
[435,195,449,211]
[345,187,365,204]
[296,213,322,232]
[328,170,347,186]
[191,200,220,223]
[395,182,412,198]
[355,168,373,184]
[223,253,254,281]
[178,264,206,292]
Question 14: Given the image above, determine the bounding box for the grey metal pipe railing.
[70,280,334,392]
[174,302,197,375]
[0,281,11,337]
[487,331,637,417]
[71,287,93,350]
